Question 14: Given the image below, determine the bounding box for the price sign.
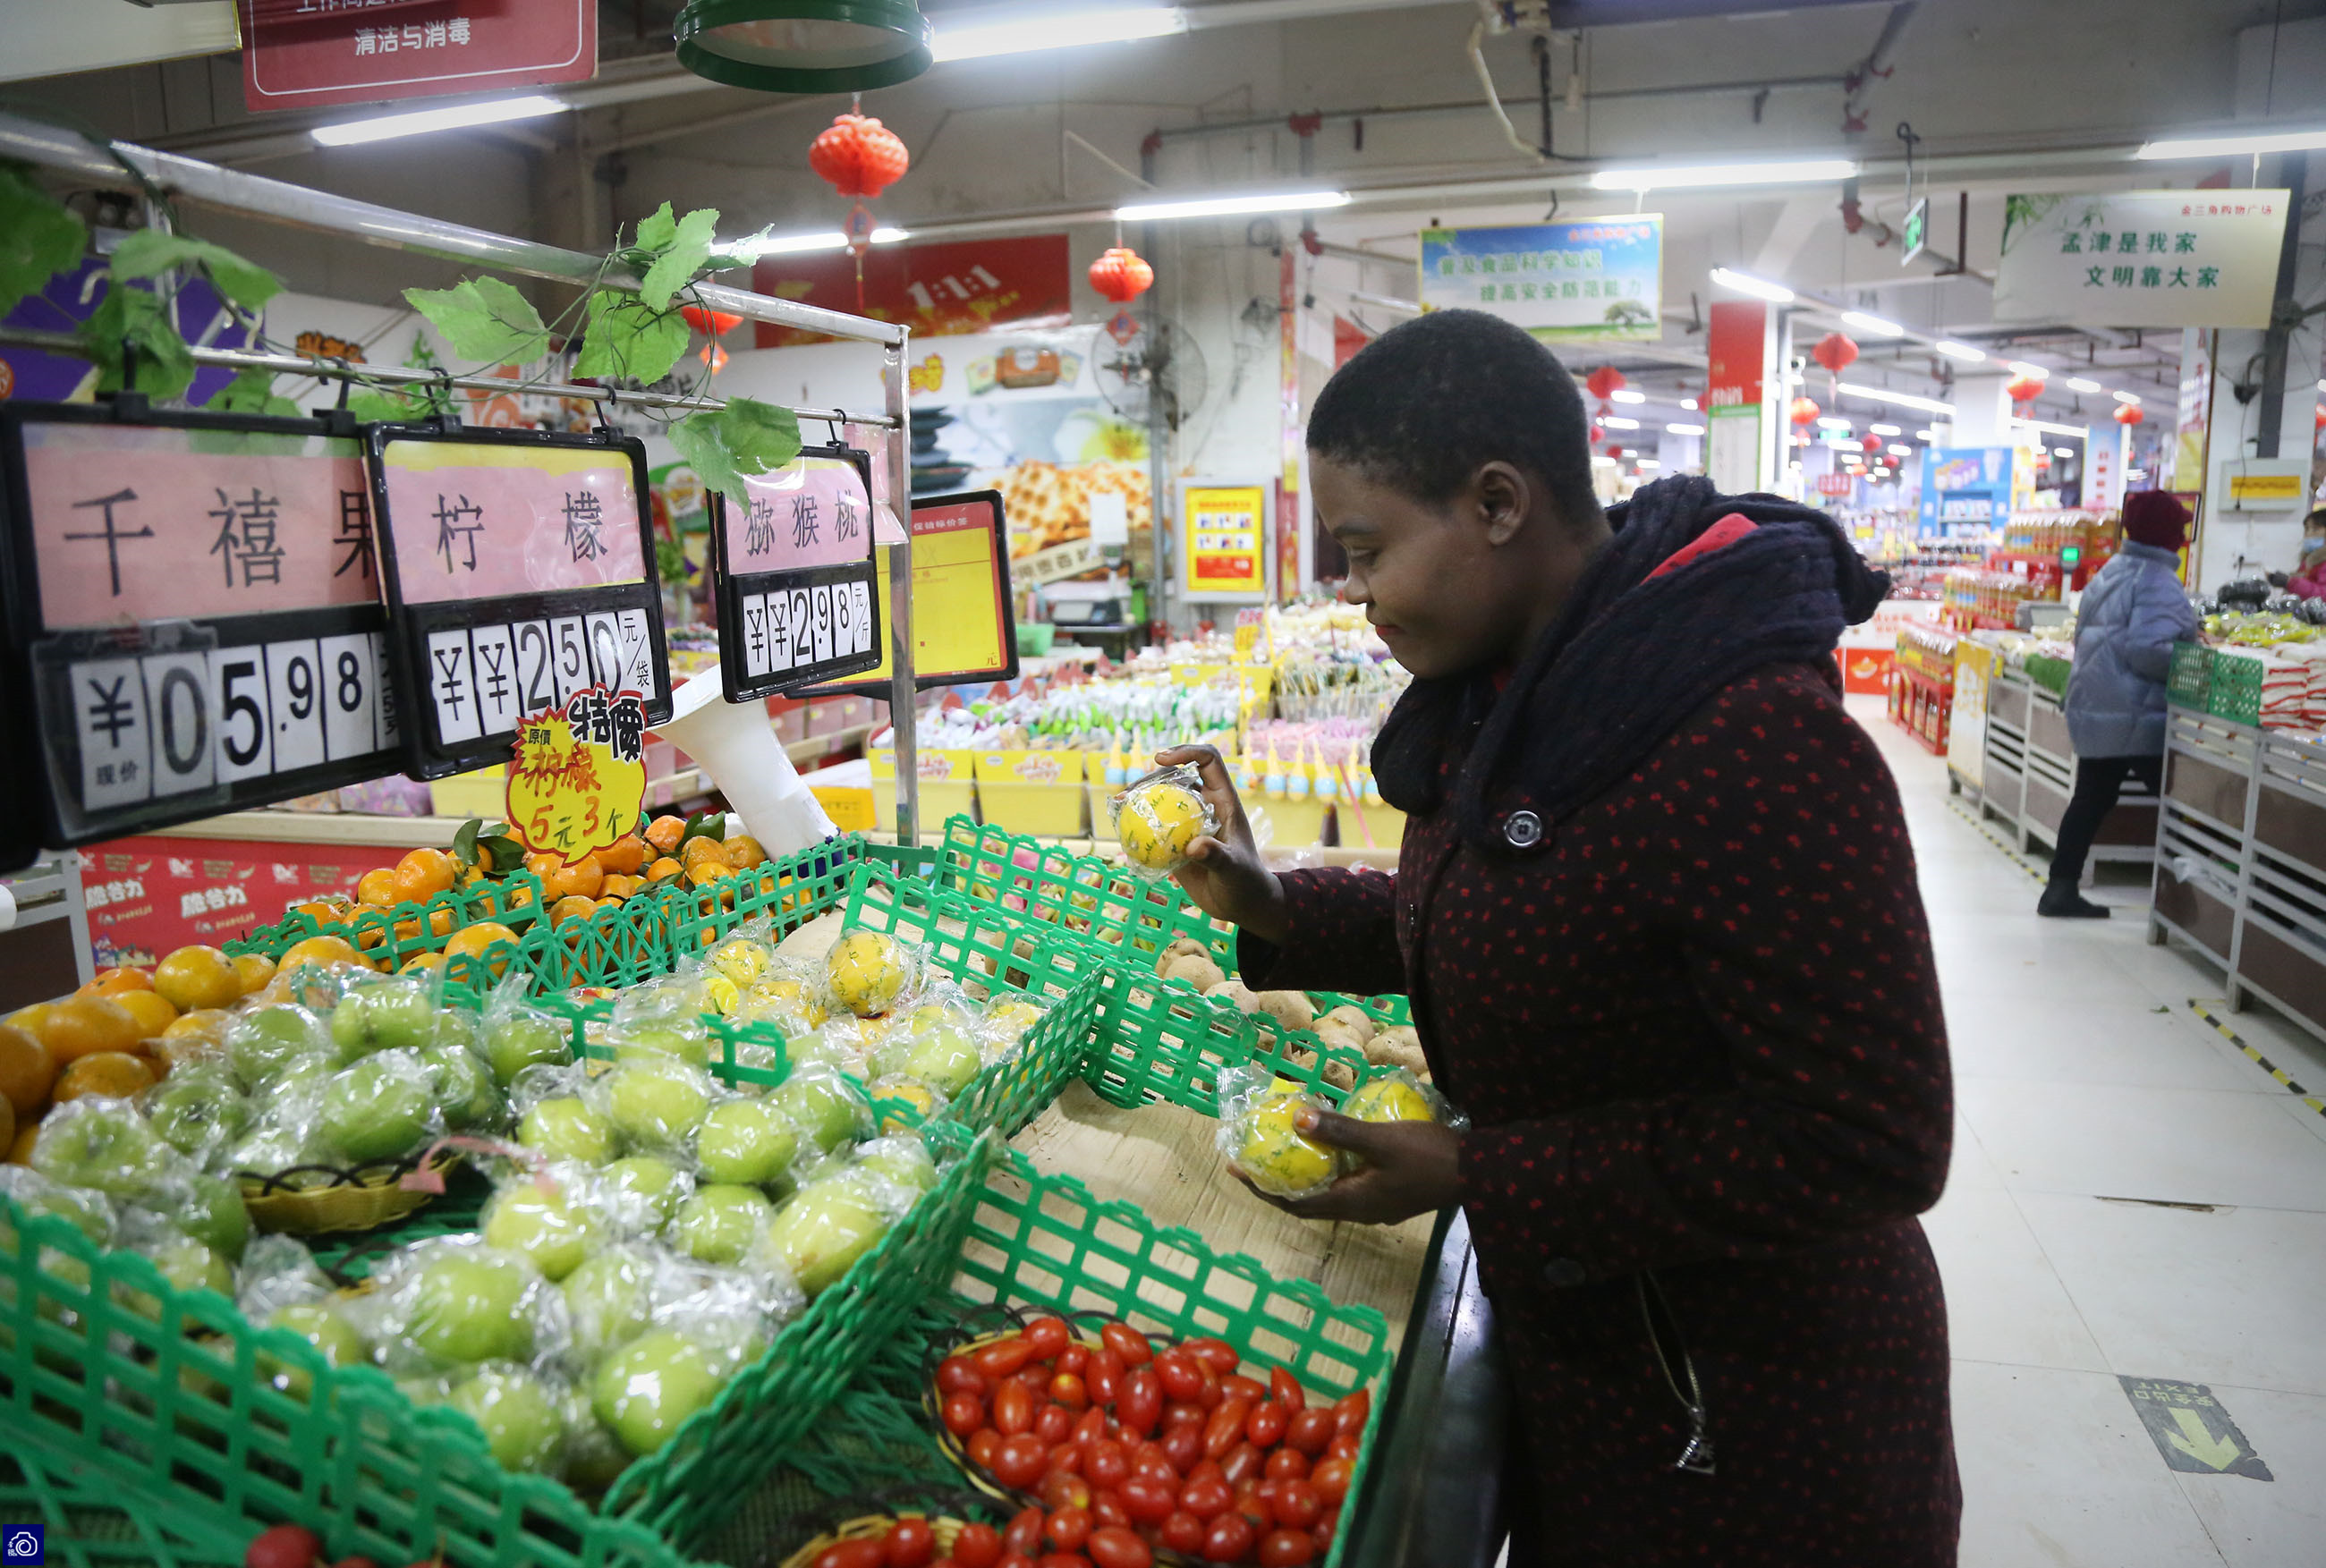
[0,403,402,867]
[709,444,882,701]
[505,688,649,866]
[368,425,670,779]
[1180,479,1270,603]
[800,488,1017,698]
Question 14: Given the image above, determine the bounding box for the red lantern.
[1585,366,1627,404]
[1788,396,1821,427]
[2113,402,2144,427]
[1812,333,1860,377]
[1088,246,1154,304]
[679,305,744,337]
[1861,433,1883,453]
[2006,374,2045,405]
[808,112,911,199]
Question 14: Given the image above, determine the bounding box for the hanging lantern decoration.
[1812,332,1860,380]
[1788,395,1821,427]
[810,110,911,199]
[1585,365,1626,416]
[1089,246,1154,305]
[1861,433,1883,454]
[679,305,744,337]
[2006,373,2045,406]
[2113,402,2144,427]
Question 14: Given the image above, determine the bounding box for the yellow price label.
[505,691,648,867]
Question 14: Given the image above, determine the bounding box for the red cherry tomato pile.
[933,1315,1368,1566]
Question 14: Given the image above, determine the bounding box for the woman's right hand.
[1153,744,1288,946]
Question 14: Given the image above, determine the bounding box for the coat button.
[1541,1257,1587,1288]
[1503,810,1543,849]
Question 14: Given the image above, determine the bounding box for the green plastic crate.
[0,1448,242,1568]
[225,866,548,974]
[705,1146,1396,1568]
[2207,649,2263,726]
[2167,640,2213,708]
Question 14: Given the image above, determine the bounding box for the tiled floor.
[1855,695,2326,1567]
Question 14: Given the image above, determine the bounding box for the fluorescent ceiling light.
[1933,340,1986,363]
[313,94,567,146]
[1914,428,1938,441]
[1609,388,1646,403]
[2112,389,2142,405]
[1591,453,1617,467]
[2012,417,2087,437]
[1842,309,1904,338]
[1679,397,1699,411]
[1635,458,1660,469]
[1816,415,1853,429]
[1600,415,1641,429]
[2065,376,2101,394]
[729,227,909,259]
[1592,157,1856,192]
[1666,422,1705,435]
[1889,444,1913,456]
[2137,126,2326,161]
[2008,360,2049,378]
[1116,189,1349,222]
[1836,380,1957,416]
[2052,446,2076,456]
[932,4,1185,61]
[1869,422,1901,436]
[1710,267,1794,303]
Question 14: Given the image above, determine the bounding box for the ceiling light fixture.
[1842,309,1904,337]
[311,94,568,146]
[1889,444,1913,456]
[931,3,1184,62]
[2052,446,2075,456]
[1709,267,1795,303]
[1666,422,1706,435]
[1635,458,1661,469]
[1609,388,1646,403]
[2065,376,2101,394]
[674,0,935,92]
[1592,157,1857,192]
[1115,189,1349,222]
[2112,389,2143,405]
[1914,428,1938,441]
[2137,126,2326,160]
[1834,381,1957,416]
[1869,423,1901,436]
[1933,340,1987,362]
[1816,416,1853,429]
[1600,415,1641,429]
[727,226,910,258]
[2011,417,2088,437]
[1679,396,1699,411]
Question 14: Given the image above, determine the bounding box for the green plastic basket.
[225,866,548,974]
[704,1146,1396,1568]
[0,1448,243,1568]
[2207,649,2263,726]
[2167,640,2214,708]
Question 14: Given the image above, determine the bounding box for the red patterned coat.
[1244,663,1959,1565]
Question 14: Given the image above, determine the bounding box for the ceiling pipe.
[1839,1,1918,136]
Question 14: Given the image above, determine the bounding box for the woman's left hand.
[1230,1106,1463,1225]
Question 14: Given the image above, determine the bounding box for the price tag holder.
[367,424,671,780]
[800,487,1018,698]
[0,402,401,867]
[709,442,882,701]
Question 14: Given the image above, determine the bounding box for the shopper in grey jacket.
[2043,490,2199,917]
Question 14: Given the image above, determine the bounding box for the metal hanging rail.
[0,109,924,844]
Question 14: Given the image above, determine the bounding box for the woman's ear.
[1475,461,1532,547]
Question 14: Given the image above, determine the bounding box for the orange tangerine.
[7,1120,35,1165]
[644,815,688,854]
[549,894,599,926]
[595,896,626,914]
[502,883,537,916]
[38,995,144,1064]
[685,860,733,889]
[154,945,242,1013]
[393,907,457,942]
[83,967,155,997]
[355,868,398,907]
[392,847,457,904]
[398,952,447,975]
[0,1026,55,1118]
[594,835,649,876]
[112,990,179,1039]
[5,1004,52,1038]
[0,1099,12,1163]
[679,835,726,869]
[528,852,604,903]
[277,934,371,975]
[54,1051,156,1104]
[598,874,641,901]
[723,835,769,870]
[233,953,276,995]
[444,921,520,977]
[644,857,684,885]
[292,897,352,926]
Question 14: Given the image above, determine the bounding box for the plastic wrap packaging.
[1109,763,1217,877]
[446,1360,575,1475]
[607,976,718,1066]
[1214,1063,1345,1199]
[480,971,574,1089]
[849,1132,938,1196]
[315,1047,448,1167]
[692,1089,806,1190]
[511,1063,620,1165]
[355,1233,568,1376]
[559,1241,662,1361]
[111,1208,233,1317]
[326,971,445,1067]
[821,927,919,1018]
[219,1067,333,1184]
[667,1181,776,1267]
[1337,1066,1465,1136]
[479,1160,605,1282]
[598,1055,719,1154]
[865,1073,947,1133]
[234,1233,335,1321]
[980,994,1048,1057]
[584,1247,802,1461]
[765,1060,871,1157]
[597,1154,696,1235]
[763,1158,919,1299]
[867,998,985,1100]
[222,1001,332,1089]
[0,1165,116,1253]
[28,1096,249,1265]
[137,1061,254,1167]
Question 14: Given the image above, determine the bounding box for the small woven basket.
[235,1148,462,1235]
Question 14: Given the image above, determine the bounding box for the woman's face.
[1312,456,1566,679]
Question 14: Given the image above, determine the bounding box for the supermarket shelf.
[1975,666,2156,867]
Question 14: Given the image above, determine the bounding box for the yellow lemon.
[1235,1089,1341,1197]
[709,938,770,987]
[1340,1075,1436,1126]
[700,973,742,1015]
[825,929,909,1017]
[1116,782,1207,870]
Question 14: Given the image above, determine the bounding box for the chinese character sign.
[504,687,648,867]
[726,454,873,573]
[1417,217,1664,342]
[378,437,647,605]
[1994,191,2290,330]
[1182,483,1269,601]
[239,0,597,114]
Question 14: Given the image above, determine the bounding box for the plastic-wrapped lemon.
[1340,1074,1437,1125]
[826,929,910,1017]
[699,972,742,1016]
[709,938,771,987]
[1116,777,1210,871]
[743,978,828,1030]
[1234,1081,1342,1198]
[984,996,1044,1046]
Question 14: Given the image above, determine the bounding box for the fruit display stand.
[1974,662,2158,870]
[1888,626,1958,757]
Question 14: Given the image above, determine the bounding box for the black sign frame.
[796,487,1020,699]
[708,441,883,703]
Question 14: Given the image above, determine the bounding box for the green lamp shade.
[675,0,934,93]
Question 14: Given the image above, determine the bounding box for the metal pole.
[885,333,921,846]
[2253,150,2308,461]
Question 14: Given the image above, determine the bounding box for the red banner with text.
[239,0,597,114]
[751,235,1073,349]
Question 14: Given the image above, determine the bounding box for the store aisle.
[1849,697,2326,1568]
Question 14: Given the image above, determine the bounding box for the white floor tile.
[2269,1092,2326,1148]
[1940,990,2265,1093]
[1951,1360,2225,1568]
[2173,1384,2326,1568]
[1957,1077,2326,1209]
[1922,1186,2109,1373]
[2016,1193,2326,1398]
[1945,1108,2008,1192]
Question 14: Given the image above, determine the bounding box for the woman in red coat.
[1165,310,1959,1565]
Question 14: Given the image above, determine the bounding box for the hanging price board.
[0,403,402,869]
[709,443,882,701]
[368,424,670,780]
[800,488,1017,698]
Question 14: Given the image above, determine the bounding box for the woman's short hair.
[1306,309,1605,532]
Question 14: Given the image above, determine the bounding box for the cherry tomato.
[1005,1508,1047,1556]
[1245,1402,1288,1449]
[885,1517,936,1568]
[953,1523,1003,1568]
[1159,1513,1205,1555]
[1268,1369,1304,1413]
[1235,1483,1273,1530]
[945,1394,988,1437]
[1218,1442,1265,1489]
[1203,1397,1253,1459]
[1129,1442,1177,1482]
[1256,1530,1314,1568]
[1309,1459,1352,1504]
[1201,1513,1254,1564]
[1117,1369,1162,1438]
[993,1381,1035,1437]
[1086,1439,1129,1489]
[993,1434,1048,1490]
[1310,1514,1335,1555]
[1100,1322,1152,1368]
[977,1339,1039,1379]
[1073,1410,1109,1449]
[1270,1481,1322,1531]
[1086,1349,1124,1406]
[1084,1527,1152,1568]
[244,1525,324,1568]
[1119,1479,1176,1525]
[1324,1432,1362,1463]
[1163,1402,1207,1430]
[938,1358,989,1397]
[1331,1390,1370,1436]
[1178,1474,1231,1521]
[1046,1508,1091,1552]
[1035,1405,1075,1445]
[1091,1490,1131,1531]
[1193,1365,1224,1411]
[1284,1410,1336,1457]
[1159,1424,1203,1474]
[967,1429,1003,1471]
[1219,1376,1266,1404]
[1035,1555,1091,1568]
[1040,1472,1093,1514]
[1262,1448,1308,1482]
[1046,1444,1083,1478]
[814,1542,886,1568]
[1153,1350,1203,1402]
[1050,1373,1090,1411]
[996,1557,1035,1568]
[1184,1338,1239,1376]
[1023,1317,1072,1361]
[1185,1459,1226,1487]
[1057,1343,1090,1377]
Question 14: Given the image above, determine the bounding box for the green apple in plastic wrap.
[447,1364,565,1473]
[899,1024,982,1098]
[116,1233,231,1319]
[422,1043,501,1131]
[519,1098,615,1165]
[406,1250,534,1364]
[318,1049,435,1164]
[258,1302,365,1399]
[853,1137,937,1195]
[611,1021,711,1067]
[671,1183,774,1266]
[693,1100,799,1187]
[140,1067,251,1161]
[592,1329,726,1457]
[330,984,437,1063]
[481,1178,592,1280]
[170,1173,250,1264]
[601,1156,687,1227]
[769,1071,863,1155]
[604,1059,711,1147]
[30,1098,174,1198]
[765,1175,890,1297]
[561,1249,653,1360]
[561,1388,634,1490]
[484,1013,570,1086]
[228,1004,327,1084]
